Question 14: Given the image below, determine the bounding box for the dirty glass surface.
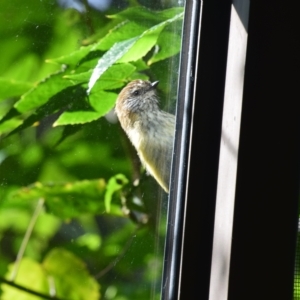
[0,0,185,299]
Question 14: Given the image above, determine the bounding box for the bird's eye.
[133,90,140,96]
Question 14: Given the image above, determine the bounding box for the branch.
[10,198,45,281]
[0,277,68,300]
[94,226,140,279]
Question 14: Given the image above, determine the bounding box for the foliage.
[0,1,183,299]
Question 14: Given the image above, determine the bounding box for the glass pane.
[0,1,185,299]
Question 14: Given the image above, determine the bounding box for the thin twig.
[95,226,140,279]
[0,277,68,300]
[10,198,45,281]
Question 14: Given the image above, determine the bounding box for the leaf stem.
[10,198,45,281]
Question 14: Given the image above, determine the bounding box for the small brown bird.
[115,80,175,193]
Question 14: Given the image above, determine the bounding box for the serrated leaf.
[89,91,117,115]
[53,91,117,126]
[46,44,94,66]
[148,27,182,65]
[63,70,92,83]
[131,59,149,71]
[87,37,138,94]
[90,66,133,90]
[0,78,33,100]
[97,20,148,51]
[14,71,73,113]
[48,7,183,68]
[105,174,129,213]
[118,11,184,63]
[109,6,184,24]
[66,63,136,91]
[7,85,86,137]
[53,110,103,126]
[43,248,100,300]
[87,10,183,93]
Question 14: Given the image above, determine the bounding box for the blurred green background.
[0,0,183,299]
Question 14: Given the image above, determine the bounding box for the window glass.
[0,1,184,299]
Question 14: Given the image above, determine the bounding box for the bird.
[115,80,175,193]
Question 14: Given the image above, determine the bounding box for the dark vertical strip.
[161,1,201,299]
[229,2,300,299]
[180,0,232,299]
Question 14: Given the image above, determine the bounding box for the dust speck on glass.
[0,0,185,299]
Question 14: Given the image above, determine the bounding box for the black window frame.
[162,1,300,299]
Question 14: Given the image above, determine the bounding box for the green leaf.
[2,249,101,300]
[91,63,136,90]
[96,20,149,51]
[87,37,139,94]
[2,258,49,300]
[0,118,23,135]
[148,27,182,65]
[0,78,33,100]
[54,124,83,146]
[6,85,86,137]
[76,233,101,251]
[43,248,100,300]
[87,10,183,93]
[89,91,117,113]
[108,6,184,24]
[118,11,184,64]
[65,63,136,90]
[48,6,183,68]
[46,44,94,66]
[53,91,117,126]
[53,110,102,126]
[130,59,149,71]
[105,174,129,213]
[14,71,73,113]
[5,179,114,219]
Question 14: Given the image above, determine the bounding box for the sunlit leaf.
[148,27,182,65]
[89,91,117,113]
[118,11,184,63]
[76,233,102,251]
[5,85,85,137]
[46,44,94,66]
[65,63,136,90]
[0,78,33,100]
[53,91,117,126]
[14,71,73,113]
[87,37,138,94]
[2,258,48,300]
[87,10,184,93]
[0,118,23,135]
[43,248,100,300]
[96,21,148,51]
[108,6,184,24]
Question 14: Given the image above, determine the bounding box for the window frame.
[163,1,300,299]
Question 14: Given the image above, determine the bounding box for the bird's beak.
[151,81,159,88]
